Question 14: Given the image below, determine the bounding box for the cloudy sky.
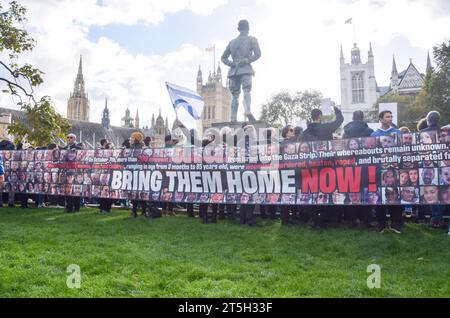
[2,0,450,128]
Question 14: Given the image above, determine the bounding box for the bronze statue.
[221,20,261,122]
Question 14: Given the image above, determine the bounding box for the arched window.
[351,72,365,104]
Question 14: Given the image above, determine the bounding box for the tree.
[260,89,322,128]
[7,96,71,147]
[1,1,70,146]
[0,1,42,102]
[416,40,450,125]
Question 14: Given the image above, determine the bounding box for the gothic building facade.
[340,43,431,124]
[196,64,232,132]
[340,43,378,124]
[67,56,90,121]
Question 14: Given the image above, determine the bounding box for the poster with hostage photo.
[439,166,450,185]
[420,185,439,204]
[174,192,185,202]
[251,193,266,205]
[382,187,400,204]
[185,193,198,203]
[419,167,438,185]
[331,191,346,205]
[226,193,237,204]
[83,185,91,198]
[439,186,450,205]
[281,193,296,205]
[363,188,381,205]
[400,187,419,204]
[400,132,416,146]
[161,188,173,202]
[379,135,398,148]
[314,192,329,204]
[199,193,210,203]
[211,193,224,204]
[297,191,312,204]
[348,192,362,205]
[99,185,109,198]
[381,169,398,187]
[100,172,110,186]
[266,193,280,204]
[240,192,250,204]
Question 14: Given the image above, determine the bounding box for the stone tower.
[121,107,134,128]
[340,43,378,124]
[101,97,110,129]
[67,56,90,121]
[135,109,140,129]
[197,63,231,132]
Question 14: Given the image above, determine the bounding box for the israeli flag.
[166,82,204,120]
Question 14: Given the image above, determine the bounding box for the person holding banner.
[371,110,402,234]
[302,106,344,141]
[63,134,82,213]
[129,132,148,218]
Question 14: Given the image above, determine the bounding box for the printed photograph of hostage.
[419,167,438,185]
[382,187,400,204]
[363,188,381,205]
[161,188,173,202]
[314,192,329,205]
[400,187,419,204]
[399,170,411,187]
[266,193,280,204]
[297,192,312,204]
[251,193,266,205]
[348,192,362,205]
[381,169,398,187]
[211,193,224,204]
[185,193,197,203]
[420,185,439,204]
[439,166,450,185]
[226,193,237,204]
[439,185,450,205]
[331,191,346,205]
[281,193,296,205]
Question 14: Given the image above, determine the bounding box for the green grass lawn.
[0,206,449,297]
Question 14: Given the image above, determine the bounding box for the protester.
[371,110,403,234]
[302,105,344,141]
[63,134,82,213]
[129,132,148,218]
[343,110,374,138]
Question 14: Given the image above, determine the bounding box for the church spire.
[78,55,83,76]
[368,42,373,58]
[67,55,90,122]
[135,109,140,129]
[391,55,398,78]
[426,51,432,73]
[101,96,110,129]
[340,45,344,64]
[197,65,203,93]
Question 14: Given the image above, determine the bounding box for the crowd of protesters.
[0,107,449,236]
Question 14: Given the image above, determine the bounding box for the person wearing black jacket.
[343,110,374,138]
[64,133,82,213]
[302,105,344,141]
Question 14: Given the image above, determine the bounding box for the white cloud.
[1,0,449,132]
[0,0,228,129]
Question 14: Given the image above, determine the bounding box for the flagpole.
[213,45,216,75]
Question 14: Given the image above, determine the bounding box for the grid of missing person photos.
[1,129,449,205]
